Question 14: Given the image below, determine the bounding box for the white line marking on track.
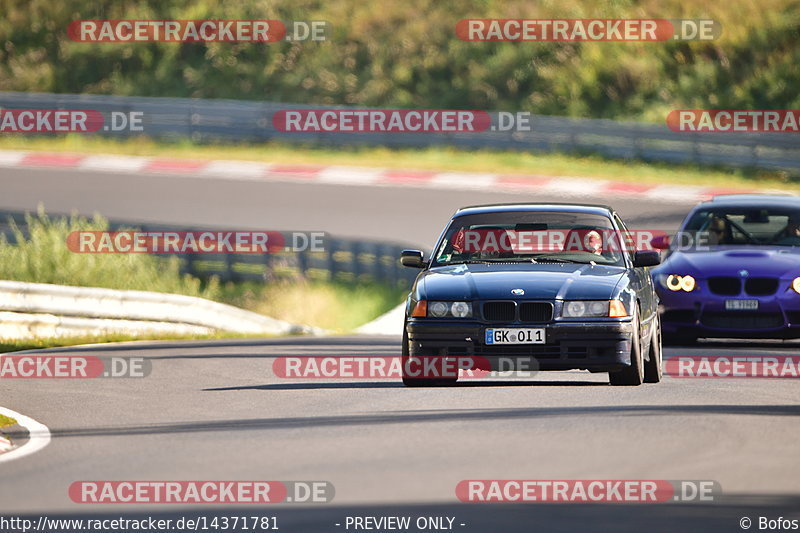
[429,172,498,189]
[0,150,29,167]
[80,155,148,173]
[0,406,51,464]
[539,178,608,196]
[644,185,707,202]
[317,166,383,185]
[200,160,273,179]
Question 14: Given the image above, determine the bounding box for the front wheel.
[609,308,644,386]
[401,324,458,387]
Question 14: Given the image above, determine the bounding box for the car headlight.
[420,301,473,318]
[664,274,696,292]
[792,277,800,294]
[561,300,627,318]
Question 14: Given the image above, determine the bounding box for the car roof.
[453,203,615,218]
[701,194,799,208]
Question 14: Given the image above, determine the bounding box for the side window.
[613,214,635,263]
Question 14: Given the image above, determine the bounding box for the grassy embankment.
[0,210,406,351]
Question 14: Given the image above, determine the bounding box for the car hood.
[419,262,626,301]
[655,246,800,278]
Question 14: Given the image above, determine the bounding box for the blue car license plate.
[725,299,759,311]
[485,328,545,345]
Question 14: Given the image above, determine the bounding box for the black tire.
[609,306,644,386]
[401,324,458,387]
[644,313,663,383]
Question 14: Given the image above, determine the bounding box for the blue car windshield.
[683,207,800,247]
[432,211,627,267]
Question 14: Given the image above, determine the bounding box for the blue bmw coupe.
[651,194,800,344]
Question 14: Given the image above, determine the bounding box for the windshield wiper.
[442,259,496,265]
[442,258,537,265]
[531,256,591,264]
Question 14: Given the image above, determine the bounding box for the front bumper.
[657,287,800,339]
[406,319,634,372]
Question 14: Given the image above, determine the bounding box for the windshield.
[432,211,627,266]
[682,206,800,247]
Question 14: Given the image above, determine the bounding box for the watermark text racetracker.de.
[666,356,800,379]
[444,228,715,255]
[67,231,326,254]
[456,19,721,41]
[273,355,537,380]
[68,20,331,42]
[69,480,333,504]
[0,110,143,133]
[457,480,721,503]
[273,110,534,133]
[0,355,150,379]
[667,110,800,133]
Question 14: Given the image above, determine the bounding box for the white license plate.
[485,328,545,345]
[725,299,759,310]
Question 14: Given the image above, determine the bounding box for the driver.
[706,216,729,245]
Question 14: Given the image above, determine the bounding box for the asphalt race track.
[1,166,799,532]
[0,166,688,245]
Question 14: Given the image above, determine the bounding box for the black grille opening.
[483,301,516,321]
[745,277,779,296]
[519,302,553,322]
[787,311,800,325]
[477,344,562,359]
[701,312,784,329]
[708,277,741,296]
[565,346,589,359]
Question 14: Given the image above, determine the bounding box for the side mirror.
[633,250,661,268]
[650,235,671,250]
[400,250,427,268]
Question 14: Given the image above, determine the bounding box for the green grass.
[0,135,797,191]
[0,415,16,428]
[221,280,406,332]
[3,1,799,120]
[0,207,221,299]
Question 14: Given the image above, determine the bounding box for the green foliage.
[0,0,797,119]
[0,207,221,298]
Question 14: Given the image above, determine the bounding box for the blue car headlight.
[660,274,696,292]
[793,278,800,294]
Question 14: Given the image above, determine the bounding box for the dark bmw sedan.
[400,203,663,387]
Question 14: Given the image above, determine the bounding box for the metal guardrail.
[0,211,420,288]
[0,92,798,172]
[0,279,313,336]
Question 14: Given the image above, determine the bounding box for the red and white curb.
[0,405,51,463]
[0,149,777,204]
